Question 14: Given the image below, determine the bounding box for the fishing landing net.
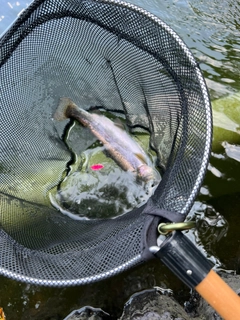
[0,0,212,286]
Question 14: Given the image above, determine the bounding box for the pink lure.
[90,164,104,171]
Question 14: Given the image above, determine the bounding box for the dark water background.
[0,0,240,319]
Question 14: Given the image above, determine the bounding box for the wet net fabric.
[0,0,212,285]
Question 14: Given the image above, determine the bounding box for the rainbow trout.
[54,98,158,182]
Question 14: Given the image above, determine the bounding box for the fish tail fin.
[54,97,77,121]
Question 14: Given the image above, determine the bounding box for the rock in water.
[63,306,110,320]
[118,287,194,320]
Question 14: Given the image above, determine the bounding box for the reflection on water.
[187,201,229,268]
[129,0,240,98]
[223,141,240,162]
[1,0,240,319]
[0,1,30,35]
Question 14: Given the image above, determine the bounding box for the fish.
[54,97,159,183]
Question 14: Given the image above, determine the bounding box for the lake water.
[0,0,240,319]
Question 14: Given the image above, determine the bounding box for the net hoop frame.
[0,0,212,286]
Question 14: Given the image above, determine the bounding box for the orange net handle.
[196,269,240,320]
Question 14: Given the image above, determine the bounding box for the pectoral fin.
[135,153,148,164]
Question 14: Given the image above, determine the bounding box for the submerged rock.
[118,287,195,320]
[63,306,110,320]
[63,273,240,320]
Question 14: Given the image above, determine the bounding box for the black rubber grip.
[155,231,213,288]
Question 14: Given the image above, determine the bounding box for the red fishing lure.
[90,164,104,170]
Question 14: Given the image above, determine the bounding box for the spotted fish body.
[54,98,157,182]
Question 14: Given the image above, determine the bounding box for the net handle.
[152,231,240,319]
[196,269,240,319]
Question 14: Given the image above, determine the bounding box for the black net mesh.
[0,0,212,286]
